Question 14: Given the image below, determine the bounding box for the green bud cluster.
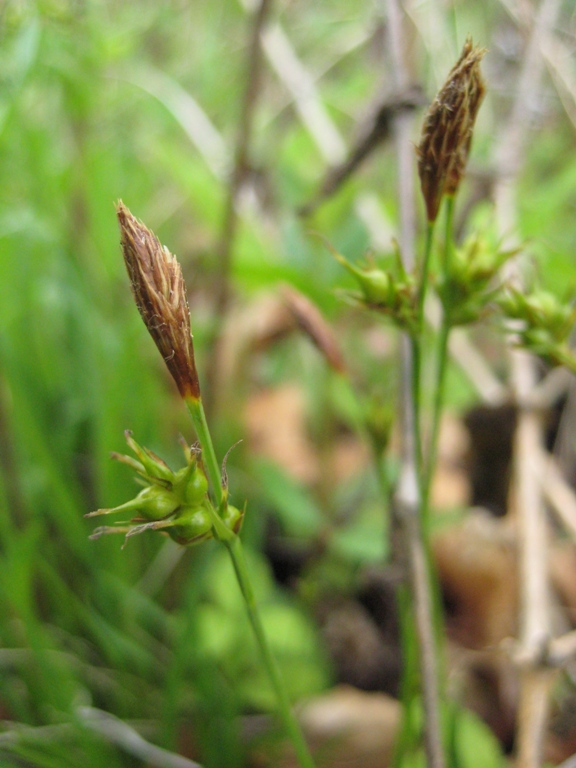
[86,431,243,546]
[437,236,515,325]
[497,288,576,370]
[329,241,417,332]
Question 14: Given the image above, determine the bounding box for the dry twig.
[78,707,203,768]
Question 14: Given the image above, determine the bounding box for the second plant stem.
[393,199,456,766]
[225,534,316,768]
[423,196,455,514]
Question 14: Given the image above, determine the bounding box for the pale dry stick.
[547,628,576,666]
[514,664,556,768]
[123,66,229,180]
[542,37,576,130]
[238,0,347,165]
[385,1,445,767]
[557,753,576,768]
[551,376,576,483]
[77,707,203,768]
[510,352,555,768]
[537,447,576,541]
[492,0,564,765]
[0,713,202,768]
[531,366,574,410]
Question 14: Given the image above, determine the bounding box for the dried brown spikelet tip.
[417,38,486,222]
[116,201,201,400]
[282,285,347,374]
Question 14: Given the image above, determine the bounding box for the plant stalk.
[423,196,455,511]
[417,221,436,328]
[185,395,315,768]
[412,220,436,473]
[225,534,316,768]
[185,396,223,508]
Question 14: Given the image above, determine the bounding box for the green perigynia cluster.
[497,288,576,370]
[437,236,516,325]
[327,240,418,332]
[86,431,243,546]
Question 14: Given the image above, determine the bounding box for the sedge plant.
[326,37,576,767]
[86,202,316,768]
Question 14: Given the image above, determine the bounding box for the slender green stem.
[422,322,449,514]
[184,394,316,768]
[422,196,455,512]
[185,396,223,508]
[391,585,420,768]
[441,196,455,274]
[393,210,452,768]
[417,198,457,724]
[417,221,436,328]
[410,336,423,476]
[412,220,436,475]
[225,535,316,768]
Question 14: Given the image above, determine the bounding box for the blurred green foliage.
[1,0,575,765]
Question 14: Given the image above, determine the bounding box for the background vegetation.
[1,1,576,766]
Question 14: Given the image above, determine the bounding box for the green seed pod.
[86,483,180,521]
[124,431,174,483]
[325,239,392,306]
[184,468,209,506]
[356,268,392,305]
[338,255,392,305]
[525,292,571,335]
[168,504,213,545]
[524,327,554,353]
[498,290,524,318]
[222,504,244,535]
[134,484,182,520]
[172,462,209,507]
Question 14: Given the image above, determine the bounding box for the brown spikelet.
[417,38,486,222]
[282,285,347,374]
[116,201,201,400]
